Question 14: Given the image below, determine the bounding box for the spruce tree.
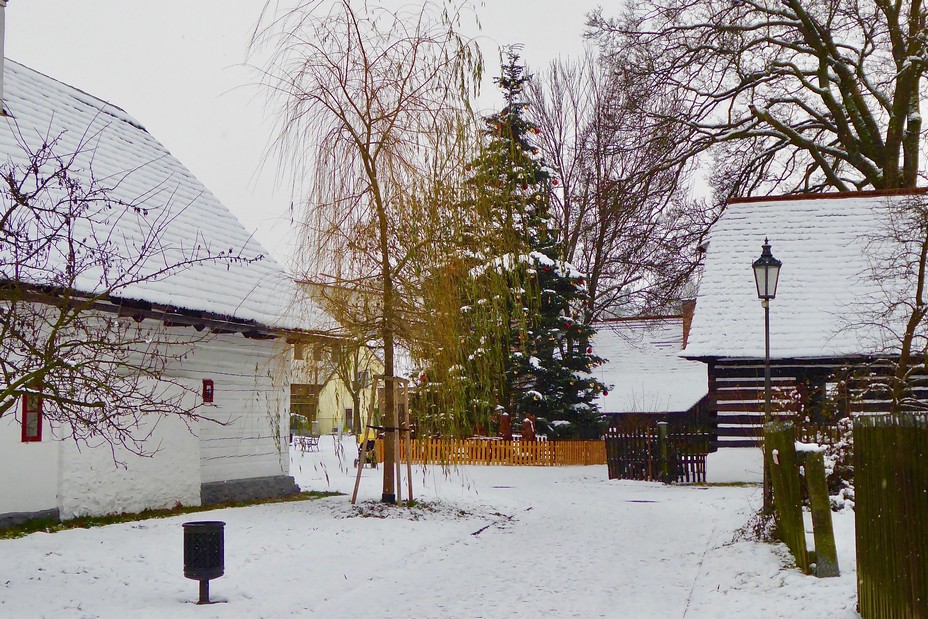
[463,49,607,438]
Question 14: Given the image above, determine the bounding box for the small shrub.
[733,510,778,543]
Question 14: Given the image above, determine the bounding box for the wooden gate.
[605,414,712,483]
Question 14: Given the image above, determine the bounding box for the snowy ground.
[0,437,860,618]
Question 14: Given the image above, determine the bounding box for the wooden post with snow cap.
[765,421,811,573]
[798,446,840,577]
[499,412,512,440]
[521,416,535,441]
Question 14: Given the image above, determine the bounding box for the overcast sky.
[5,1,604,267]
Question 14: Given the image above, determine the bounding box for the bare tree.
[0,127,258,454]
[527,54,710,319]
[252,0,481,503]
[588,0,928,197]
[298,279,382,434]
[861,191,928,413]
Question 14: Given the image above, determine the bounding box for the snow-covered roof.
[593,318,707,413]
[684,191,927,359]
[0,59,330,333]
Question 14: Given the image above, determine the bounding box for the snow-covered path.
[317,474,743,618]
[0,438,860,618]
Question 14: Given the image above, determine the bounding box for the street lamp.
[752,238,782,512]
[753,238,782,420]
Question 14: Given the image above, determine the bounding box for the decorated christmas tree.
[461,48,607,438]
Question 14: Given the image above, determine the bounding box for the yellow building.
[291,341,384,435]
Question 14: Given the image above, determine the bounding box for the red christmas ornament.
[603,390,609,396]
[521,184,528,190]
[533,128,541,134]
[552,178,559,186]
[578,278,585,285]
[587,347,593,354]
[543,265,551,272]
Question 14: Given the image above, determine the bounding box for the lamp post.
[752,238,781,512]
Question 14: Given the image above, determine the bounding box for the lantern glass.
[752,240,782,300]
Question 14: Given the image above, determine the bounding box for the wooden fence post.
[764,421,811,574]
[657,422,670,482]
[801,450,840,577]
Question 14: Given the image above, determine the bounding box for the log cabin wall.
[706,357,917,447]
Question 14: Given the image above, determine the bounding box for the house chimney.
[681,298,696,348]
[0,1,7,114]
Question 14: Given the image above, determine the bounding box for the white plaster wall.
[0,406,59,515]
[3,318,292,520]
[57,382,201,520]
[165,334,291,484]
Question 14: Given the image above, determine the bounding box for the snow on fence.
[374,439,605,466]
[854,413,928,619]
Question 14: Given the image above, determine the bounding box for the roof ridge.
[728,187,928,205]
[6,58,146,133]
[596,315,683,324]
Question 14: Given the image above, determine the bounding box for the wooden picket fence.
[374,438,605,466]
[854,413,928,618]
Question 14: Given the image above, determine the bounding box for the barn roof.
[593,317,707,414]
[0,59,330,333]
[683,190,928,360]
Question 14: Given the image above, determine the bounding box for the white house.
[0,34,334,523]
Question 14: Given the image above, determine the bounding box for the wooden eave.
[681,353,888,365]
[2,280,338,342]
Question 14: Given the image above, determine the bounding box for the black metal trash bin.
[183,521,225,604]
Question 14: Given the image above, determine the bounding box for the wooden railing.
[375,439,605,466]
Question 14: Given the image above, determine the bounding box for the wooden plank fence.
[374,439,605,466]
[854,413,928,618]
[604,418,711,484]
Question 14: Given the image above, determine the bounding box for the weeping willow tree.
[252,0,482,502]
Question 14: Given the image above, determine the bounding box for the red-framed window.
[22,391,43,442]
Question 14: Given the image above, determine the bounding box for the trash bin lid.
[183,521,226,529]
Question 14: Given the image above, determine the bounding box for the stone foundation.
[200,475,299,506]
[0,508,60,529]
